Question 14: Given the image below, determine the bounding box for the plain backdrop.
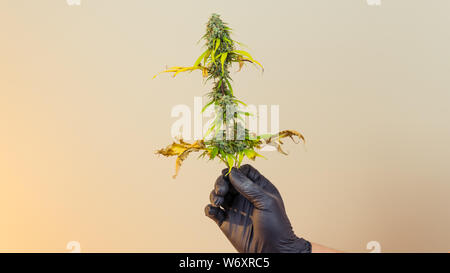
[1,0,449,252]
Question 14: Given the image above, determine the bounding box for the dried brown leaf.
[263,130,305,156]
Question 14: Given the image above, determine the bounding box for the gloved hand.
[205,164,311,253]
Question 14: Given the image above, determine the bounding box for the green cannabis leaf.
[155,14,304,178]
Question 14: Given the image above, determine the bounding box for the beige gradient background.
[1,0,449,252]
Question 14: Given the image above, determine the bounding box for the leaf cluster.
[155,14,303,178]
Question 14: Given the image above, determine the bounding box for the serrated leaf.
[243,149,256,160]
[226,154,234,169]
[220,52,228,75]
[203,50,211,65]
[194,49,211,67]
[225,77,233,95]
[214,38,221,52]
[223,37,232,45]
[232,50,263,71]
[219,150,227,162]
[211,39,221,63]
[152,66,184,79]
[205,122,216,137]
[156,140,207,178]
[237,151,244,167]
[202,100,214,113]
[173,66,203,77]
[210,147,219,159]
[154,14,305,179]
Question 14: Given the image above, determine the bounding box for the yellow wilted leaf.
[194,49,211,67]
[232,50,264,71]
[152,66,184,79]
[211,38,221,63]
[243,149,256,160]
[154,14,305,179]
[173,66,204,77]
[156,140,207,178]
[220,52,228,75]
[153,66,205,79]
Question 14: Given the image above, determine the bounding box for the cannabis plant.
[155,14,304,178]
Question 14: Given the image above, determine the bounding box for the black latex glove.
[205,164,311,253]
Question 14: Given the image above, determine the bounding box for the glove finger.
[221,169,239,196]
[239,164,280,196]
[239,164,263,183]
[214,175,229,196]
[204,204,225,226]
[210,190,225,207]
[229,168,266,209]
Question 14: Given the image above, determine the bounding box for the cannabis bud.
[154,14,304,178]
